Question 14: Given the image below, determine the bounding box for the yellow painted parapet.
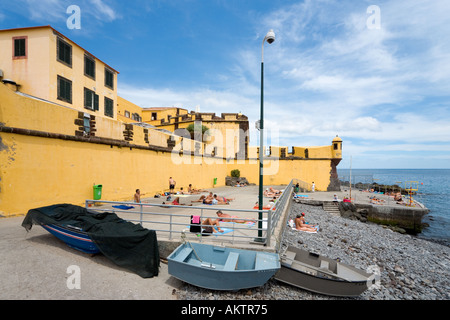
[117,96,144,123]
[0,82,180,150]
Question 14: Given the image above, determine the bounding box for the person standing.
[169,177,176,194]
[311,182,315,192]
[134,189,141,203]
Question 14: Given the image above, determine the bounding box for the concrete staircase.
[322,201,341,217]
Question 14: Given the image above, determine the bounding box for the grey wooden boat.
[167,242,280,291]
[274,246,378,297]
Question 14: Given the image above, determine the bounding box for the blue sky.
[1,0,450,169]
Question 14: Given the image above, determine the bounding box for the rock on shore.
[177,201,449,300]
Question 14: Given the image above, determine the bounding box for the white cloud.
[24,0,67,22]
[118,84,253,115]
[8,0,119,26]
[89,0,118,21]
[120,0,450,167]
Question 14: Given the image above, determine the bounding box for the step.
[322,202,341,216]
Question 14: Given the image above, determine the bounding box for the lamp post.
[258,29,275,241]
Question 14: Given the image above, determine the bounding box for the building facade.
[0,26,118,127]
[0,26,342,217]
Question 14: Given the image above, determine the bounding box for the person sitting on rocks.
[298,212,317,227]
[333,194,339,205]
[294,214,317,232]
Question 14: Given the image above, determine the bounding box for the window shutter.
[14,39,26,57]
[68,81,72,103]
[84,88,89,107]
[94,94,99,111]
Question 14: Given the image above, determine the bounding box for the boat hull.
[275,265,370,297]
[168,242,280,291]
[274,246,375,297]
[42,224,100,254]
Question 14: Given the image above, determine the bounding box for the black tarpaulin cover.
[22,203,160,278]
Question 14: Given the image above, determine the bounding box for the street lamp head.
[265,29,275,44]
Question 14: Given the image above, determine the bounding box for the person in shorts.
[169,177,176,194]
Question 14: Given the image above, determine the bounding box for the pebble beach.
[177,201,450,300]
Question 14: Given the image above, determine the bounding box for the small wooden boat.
[274,246,377,297]
[167,242,280,291]
[41,224,100,254]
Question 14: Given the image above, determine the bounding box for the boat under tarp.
[22,203,160,278]
[167,242,280,291]
[41,223,100,254]
[274,246,377,297]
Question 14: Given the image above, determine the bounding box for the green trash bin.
[93,184,102,200]
[213,178,217,185]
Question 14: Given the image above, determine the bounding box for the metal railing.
[85,180,294,246]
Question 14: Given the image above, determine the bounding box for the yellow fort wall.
[0,83,340,217]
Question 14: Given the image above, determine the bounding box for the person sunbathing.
[187,184,207,194]
[192,194,229,205]
[263,189,277,197]
[269,187,282,195]
[201,218,224,234]
[215,194,234,202]
[253,200,273,210]
[216,210,255,223]
[191,195,206,203]
[294,214,317,232]
[211,194,229,205]
[171,197,192,206]
[394,192,403,201]
[298,212,317,227]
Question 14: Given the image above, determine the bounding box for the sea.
[337,168,450,246]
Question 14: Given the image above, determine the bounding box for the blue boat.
[22,204,160,278]
[41,224,100,254]
[167,242,280,291]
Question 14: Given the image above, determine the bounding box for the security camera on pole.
[257,29,275,242]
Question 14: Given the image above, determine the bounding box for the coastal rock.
[177,201,450,300]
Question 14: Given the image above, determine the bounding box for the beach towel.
[213,227,233,236]
[190,215,201,233]
[112,205,135,210]
[293,228,317,234]
[221,220,256,228]
[186,226,234,236]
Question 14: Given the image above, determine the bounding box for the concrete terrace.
[89,183,428,257]
[92,184,293,256]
